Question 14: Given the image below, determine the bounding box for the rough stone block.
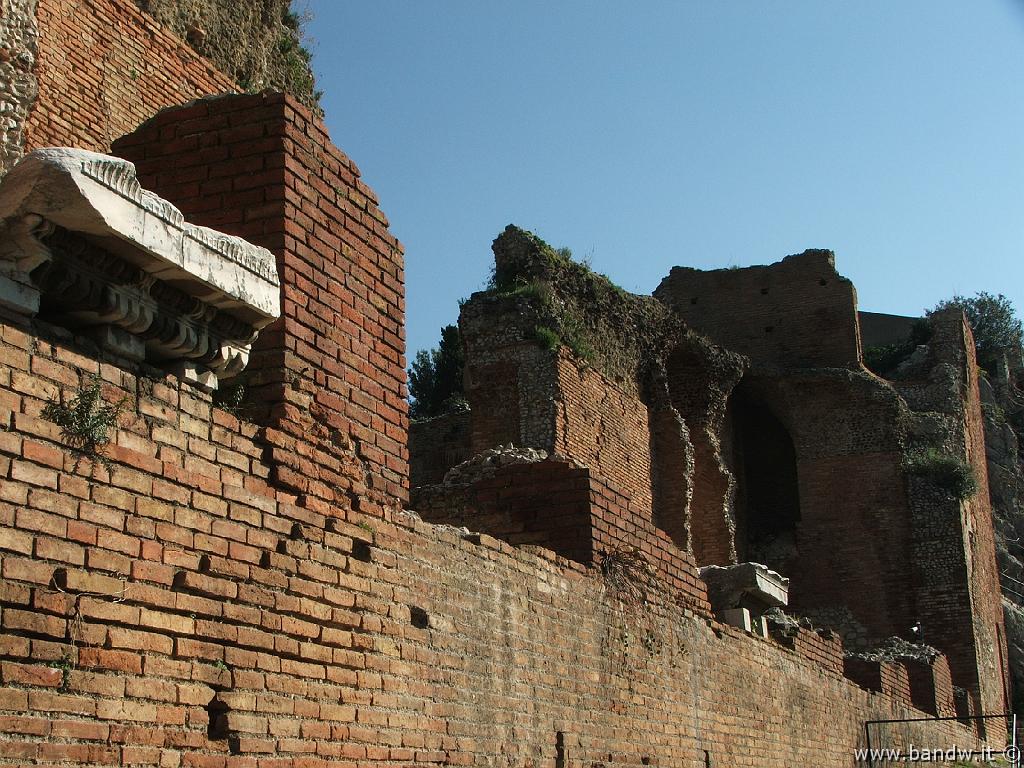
[700,562,789,613]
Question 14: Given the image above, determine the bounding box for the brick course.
[656,249,862,368]
[111,93,409,507]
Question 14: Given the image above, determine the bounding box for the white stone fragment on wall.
[0,148,280,383]
[721,607,753,633]
[700,561,790,613]
[0,148,280,321]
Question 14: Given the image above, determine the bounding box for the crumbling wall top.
[483,225,684,389]
[656,249,862,369]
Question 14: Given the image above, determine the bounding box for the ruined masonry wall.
[459,298,558,455]
[22,0,235,161]
[0,0,39,174]
[408,411,471,487]
[412,460,711,612]
[843,658,914,706]
[0,0,1007,758]
[961,319,1011,722]
[904,313,1009,727]
[553,352,654,515]
[656,250,861,369]
[0,325,990,767]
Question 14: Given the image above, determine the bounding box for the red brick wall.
[588,472,709,610]
[959,319,1012,723]
[458,297,560,458]
[905,656,957,718]
[655,250,862,369]
[110,94,408,506]
[554,353,654,515]
[459,325,660,522]
[844,658,914,709]
[2,0,1008,754]
[770,625,845,676]
[412,460,710,612]
[656,257,1008,725]
[26,0,235,155]
[411,459,597,564]
[733,374,918,642]
[899,312,1010,731]
[792,452,915,638]
[0,323,996,766]
[664,342,744,566]
[465,360,522,452]
[883,662,915,709]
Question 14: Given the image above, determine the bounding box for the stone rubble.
[850,635,941,664]
[441,443,549,486]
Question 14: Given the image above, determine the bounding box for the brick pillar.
[112,93,408,508]
[904,656,957,718]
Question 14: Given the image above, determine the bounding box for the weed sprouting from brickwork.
[905,448,979,501]
[44,650,74,692]
[599,547,654,609]
[212,374,249,418]
[491,278,551,304]
[598,548,673,673]
[534,325,563,353]
[42,375,129,470]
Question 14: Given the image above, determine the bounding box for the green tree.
[408,324,466,419]
[930,292,1023,375]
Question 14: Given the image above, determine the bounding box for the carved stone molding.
[0,148,281,384]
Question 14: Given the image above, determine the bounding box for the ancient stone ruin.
[0,1,1017,766]
[411,227,1010,739]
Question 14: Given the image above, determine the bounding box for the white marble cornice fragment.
[0,148,280,327]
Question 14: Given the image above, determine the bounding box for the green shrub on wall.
[905,448,979,501]
[484,225,681,386]
[41,375,129,469]
[862,318,933,378]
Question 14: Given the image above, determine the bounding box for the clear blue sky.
[305,1,1024,360]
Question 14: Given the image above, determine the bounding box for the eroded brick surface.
[0,327,998,763]
[26,0,236,155]
[0,0,1012,763]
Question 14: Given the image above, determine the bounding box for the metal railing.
[862,713,1017,767]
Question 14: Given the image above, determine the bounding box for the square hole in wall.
[410,605,430,629]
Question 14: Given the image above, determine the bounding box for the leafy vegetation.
[212,375,249,418]
[138,0,321,111]
[276,17,318,108]
[45,650,74,692]
[489,278,552,305]
[484,226,678,387]
[533,325,562,352]
[408,324,467,420]
[905,448,979,501]
[930,291,1023,376]
[864,293,1023,380]
[42,376,129,469]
